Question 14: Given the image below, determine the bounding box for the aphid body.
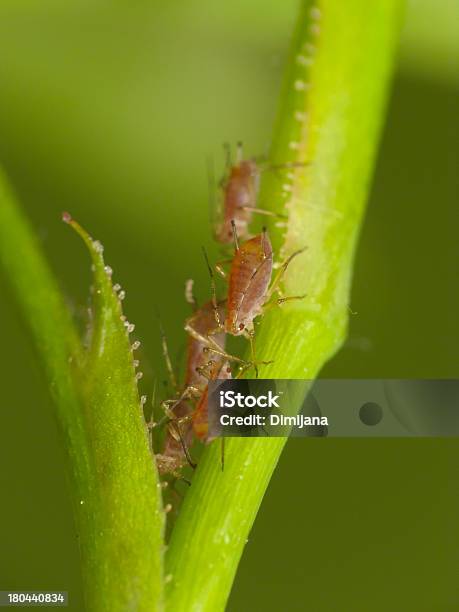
[156,300,228,475]
[189,226,305,375]
[216,158,260,244]
[225,231,273,336]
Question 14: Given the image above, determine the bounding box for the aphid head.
[240,158,259,179]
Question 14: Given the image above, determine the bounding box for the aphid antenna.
[201,246,222,328]
[223,142,232,170]
[231,219,240,251]
[155,308,178,392]
[266,160,309,172]
[171,476,192,490]
[237,205,287,220]
[236,141,244,164]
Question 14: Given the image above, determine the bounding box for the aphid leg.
[161,385,201,419]
[262,295,307,316]
[185,321,222,348]
[170,476,191,494]
[215,259,232,279]
[266,247,308,301]
[221,437,225,472]
[184,318,246,367]
[243,329,275,377]
[161,417,196,471]
[195,359,217,381]
[159,391,198,470]
[264,161,309,172]
[202,247,224,328]
[247,330,259,378]
[234,357,274,378]
[170,418,197,470]
[237,206,287,221]
[261,226,270,259]
[276,295,307,306]
[202,343,247,366]
[257,160,309,185]
[159,319,178,392]
[231,219,240,251]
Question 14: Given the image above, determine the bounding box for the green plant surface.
[0,1,404,610]
[0,190,164,611]
[63,216,165,611]
[165,2,403,611]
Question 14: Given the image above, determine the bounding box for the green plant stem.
[0,172,89,489]
[0,185,165,611]
[165,2,403,611]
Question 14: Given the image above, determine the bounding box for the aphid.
[184,299,227,390]
[187,223,306,374]
[154,294,229,476]
[155,397,195,478]
[213,142,261,244]
[212,143,303,244]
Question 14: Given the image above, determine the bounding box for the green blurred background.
[0,1,458,610]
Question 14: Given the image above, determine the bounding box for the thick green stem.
[165,2,403,611]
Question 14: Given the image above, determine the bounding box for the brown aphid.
[155,398,194,477]
[225,230,273,336]
[213,142,303,244]
[215,151,260,244]
[185,300,226,389]
[155,297,228,476]
[192,224,306,373]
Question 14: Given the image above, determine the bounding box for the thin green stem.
[0,185,165,611]
[165,2,403,611]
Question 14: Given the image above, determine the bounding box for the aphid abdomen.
[237,257,272,329]
[156,453,186,476]
[217,160,260,243]
[226,233,273,334]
